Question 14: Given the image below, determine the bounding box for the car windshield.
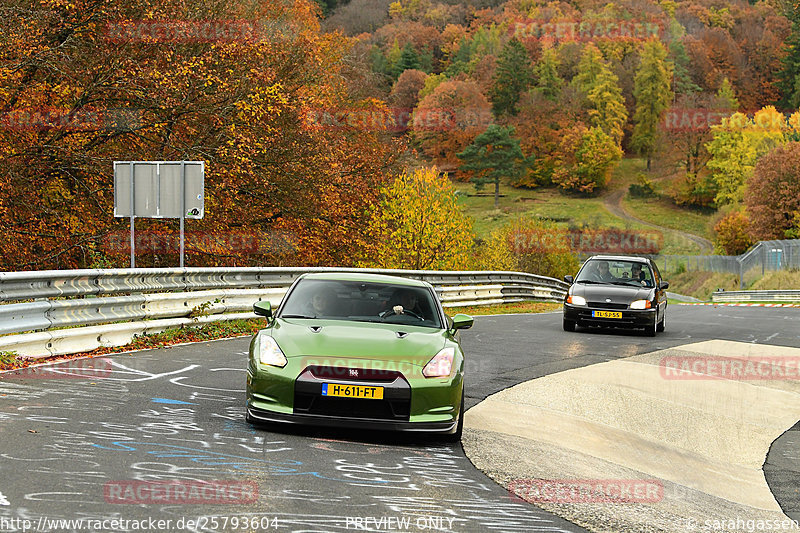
[278,279,442,328]
[575,259,655,287]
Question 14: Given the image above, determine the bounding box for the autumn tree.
[476,217,579,279]
[389,69,427,109]
[358,167,474,270]
[572,44,626,145]
[746,143,800,240]
[706,107,788,207]
[412,80,492,168]
[714,211,754,255]
[552,126,622,194]
[631,40,673,170]
[456,125,530,208]
[0,0,398,270]
[489,38,534,117]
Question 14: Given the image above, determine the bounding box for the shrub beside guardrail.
[0,267,568,359]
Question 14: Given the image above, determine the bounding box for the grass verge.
[0,319,264,372]
[447,301,561,315]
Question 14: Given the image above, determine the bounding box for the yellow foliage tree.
[358,167,474,270]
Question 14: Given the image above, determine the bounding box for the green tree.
[668,19,701,95]
[777,9,800,109]
[457,125,530,208]
[393,43,420,78]
[489,38,534,117]
[631,40,674,170]
[716,77,739,111]
[534,47,563,101]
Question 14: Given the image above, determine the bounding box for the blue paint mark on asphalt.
[151,398,196,405]
[90,441,388,484]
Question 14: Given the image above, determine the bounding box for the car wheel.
[444,391,464,443]
[563,318,576,332]
[645,316,658,337]
[657,312,665,332]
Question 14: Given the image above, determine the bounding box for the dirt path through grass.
[602,189,713,253]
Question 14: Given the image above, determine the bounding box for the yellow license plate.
[322,383,384,400]
[593,310,622,319]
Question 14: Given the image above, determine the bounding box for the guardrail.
[711,290,800,303]
[0,267,568,359]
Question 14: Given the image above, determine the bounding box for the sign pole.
[129,161,135,268]
[180,161,186,268]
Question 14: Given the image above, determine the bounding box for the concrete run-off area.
[463,340,800,533]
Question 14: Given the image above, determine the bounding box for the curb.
[678,302,800,307]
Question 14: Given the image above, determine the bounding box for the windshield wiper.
[576,280,604,284]
[280,314,317,319]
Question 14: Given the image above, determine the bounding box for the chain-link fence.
[656,240,800,288]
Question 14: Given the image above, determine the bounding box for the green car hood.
[268,318,448,366]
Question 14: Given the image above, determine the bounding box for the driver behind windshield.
[384,288,423,317]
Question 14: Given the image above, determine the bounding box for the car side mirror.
[253,301,273,318]
[564,275,574,284]
[451,313,473,331]
[659,281,670,290]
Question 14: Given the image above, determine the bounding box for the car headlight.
[630,299,652,310]
[423,347,455,378]
[567,295,587,306]
[258,335,288,368]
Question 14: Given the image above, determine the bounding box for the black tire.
[444,391,464,443]
[656,312,665,332]
[645,316,658,337]
[563,318,576,332]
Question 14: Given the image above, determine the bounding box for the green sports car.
[245,272,473,441]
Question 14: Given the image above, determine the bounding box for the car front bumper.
[563,303,656,329]
[246,403,458,433]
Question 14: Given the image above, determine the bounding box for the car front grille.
[294,366,412,421]
[587,302,629,310]
[294,393,410,420]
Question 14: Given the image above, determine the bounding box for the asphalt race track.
[0,305,798,533]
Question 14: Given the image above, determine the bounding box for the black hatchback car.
[562,255,669,336]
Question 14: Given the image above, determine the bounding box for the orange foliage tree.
[0,0,398,270]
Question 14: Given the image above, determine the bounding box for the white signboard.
[113,161,204,219]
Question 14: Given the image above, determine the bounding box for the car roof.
[584,255,651,264]
[297,272,429,287]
